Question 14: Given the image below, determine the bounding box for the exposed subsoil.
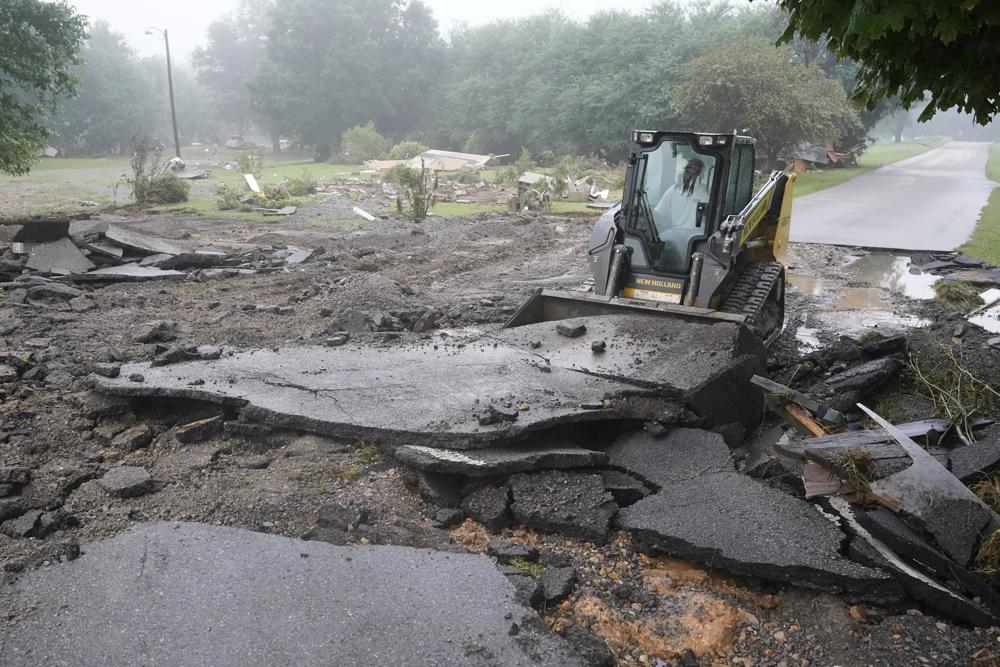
[2,205,999,666]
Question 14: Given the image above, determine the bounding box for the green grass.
[794,140,942,197]
[959,144,1000,265]
[424,199,603,219]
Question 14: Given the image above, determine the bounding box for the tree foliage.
[252,0,445,160]
[341,123,386,161]
[672,39,860,166]
[777,0,1000,124]
[48,21,147,155]
[0,0,87,174]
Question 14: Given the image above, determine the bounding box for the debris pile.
[0,217,317,285]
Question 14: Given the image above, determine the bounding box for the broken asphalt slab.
[499,314,766,429]
[93,343,665,449]
[73,263,186,283]
[606,427,733,488]
[24,237,95,275]
[1,522,582,666]
[617,472,897,593]
[394,443,607,477]
[92,315,763,449]
[103,225,185,256]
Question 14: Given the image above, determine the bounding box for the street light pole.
[146,27,181,159]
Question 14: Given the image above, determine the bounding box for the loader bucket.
[503,288,747,329]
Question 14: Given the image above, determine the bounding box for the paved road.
[1,523,581,666]
[790,141,996,251]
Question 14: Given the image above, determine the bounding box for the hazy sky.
[68,0,659,63]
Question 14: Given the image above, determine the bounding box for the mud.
[2,206,1000,665]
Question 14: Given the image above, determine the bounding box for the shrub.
[384,159,437,220]
[341,122,386,161]
[286,171,317,196]
[145,173,190,204]
[388,141,429,160]
[216,183,243,210]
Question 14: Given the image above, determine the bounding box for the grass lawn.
[794,140,943,198]
[958,144,1000,265]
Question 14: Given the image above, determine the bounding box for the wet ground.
[2,203,1000,665]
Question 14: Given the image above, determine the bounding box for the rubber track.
[720,261,784,338]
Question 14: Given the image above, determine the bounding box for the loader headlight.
[698,135,714,146]
[636,132,655,144]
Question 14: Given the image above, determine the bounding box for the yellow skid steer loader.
[505,130,795,344]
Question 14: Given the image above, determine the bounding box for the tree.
[48,21,148,155]
[252,0,445,161]
[191,0,272,138]
[341,123,386,161]
[671,39,859,166]
[0,0,87,174]
[776,0,1000,124]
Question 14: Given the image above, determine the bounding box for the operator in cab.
[652,157,709,265]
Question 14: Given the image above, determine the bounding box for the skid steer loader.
[505,130,795,344]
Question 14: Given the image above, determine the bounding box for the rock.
[556,323,587,338]
[223,421,271,438]
[236,455,271,470]
[540,567,577,604]
[397,444,607,478]
[103,225,184,256]
[488,538,539,564]
[1,509,43,538]
[415,471,463,507]
[68,296,97,312]
[0,484,19,497]
[860,334,908,357]
[111,424,153,452]
[74,392,130,419]
[591,340,607,353]
[0,365,19,384]
[509,471,618,544]
[92,362,121,378]
[317,504,367,532]
[98,467,154,497]
[129,374,145,383]
[0,498,26,521]
[175,415,223,444]
[460,485,511,531]
[135,321,177,344]
[0,467,31,486]
[500,568,544,609]
[711,422,747,448]
[196,345,222,360]
[325,334,350,347]
[24,282,84,302]
[431,507,464,528]
[37,510,75,537]
[989,337,1000,351]
[617,472,895,592]
[606,428,733,489]
[151,345,200,367]
[600,470,649,507]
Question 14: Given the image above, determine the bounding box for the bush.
[145,173,190,204]
[216,183,243,210]
[388,141,429,160]
[286,171,317,196]
[537,150,557,168]
[384,159,437,220]
[341,122,386,161]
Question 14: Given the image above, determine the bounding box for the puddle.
[970,288,1000,334]
[788,254,934,341]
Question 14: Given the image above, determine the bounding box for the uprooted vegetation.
[934,280,985,311]
[128,137,190,206]
[905,344,1000,442]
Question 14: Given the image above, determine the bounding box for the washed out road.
[790,141,996,251]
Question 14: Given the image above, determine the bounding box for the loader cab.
[618,131,756,289]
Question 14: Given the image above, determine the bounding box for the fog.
[68,0,659,61]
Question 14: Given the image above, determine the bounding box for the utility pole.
[146,27,181,159]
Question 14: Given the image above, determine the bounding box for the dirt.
[2,203,1000,665]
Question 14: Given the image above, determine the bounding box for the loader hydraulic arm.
[718,171,794,261]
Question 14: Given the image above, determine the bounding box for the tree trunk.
[271,130,281,154]
[894,130,903,144]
